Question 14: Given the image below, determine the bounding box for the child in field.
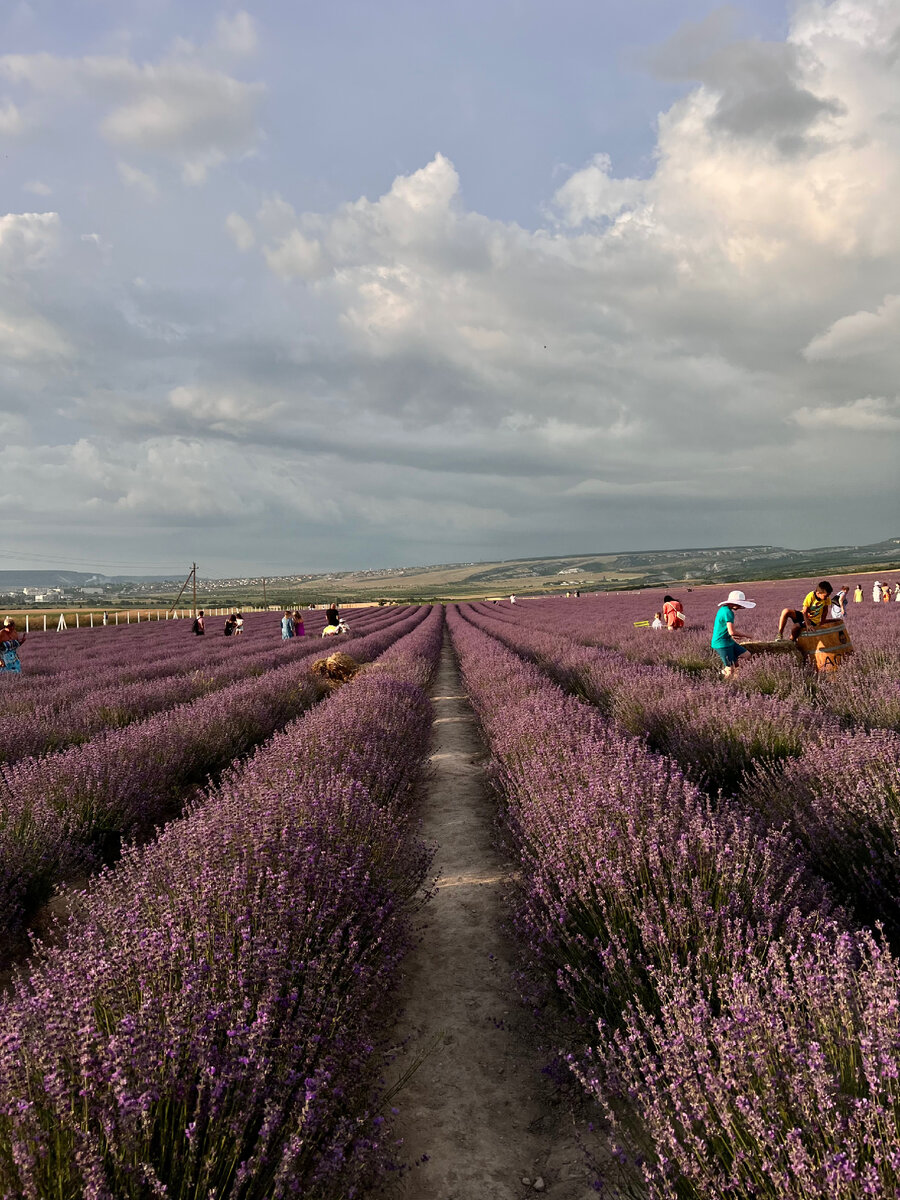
[830,586,849,620]
[281,611,293,640]
[0,619,26,675]
[711,590,755,678]
[776,582,837,642]
[651,612,664,629]
[873,581,883,603]
[854,584,864,603]
[292,611,305,636]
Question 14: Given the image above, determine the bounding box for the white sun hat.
[718,589,756,609]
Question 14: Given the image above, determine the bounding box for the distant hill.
[298,536,900,598]
[0,571,175,590]
[2,537,898,599]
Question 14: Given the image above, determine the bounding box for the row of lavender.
[0,605,444,1198]
[0,607,405,763]
[507,590,900,731]
[10,607,317,676]
[459,602,900,943]
[447,606,900,1198]
[0,606,429,961]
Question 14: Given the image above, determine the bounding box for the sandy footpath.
[383,637,603,1200]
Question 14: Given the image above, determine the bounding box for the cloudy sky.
[2,0,898,576]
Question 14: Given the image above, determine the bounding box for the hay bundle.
[310,652,361,686]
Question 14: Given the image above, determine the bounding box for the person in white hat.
[710,590,755,678]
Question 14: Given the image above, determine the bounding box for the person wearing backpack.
[192,610,205,635]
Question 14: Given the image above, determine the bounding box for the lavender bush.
[0,606,429,958]
[0,605,444,1199]
[446,606,900,1199]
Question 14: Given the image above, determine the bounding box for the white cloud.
[0,36,264,184]
[117,160,159,199]
[0,210,59,268]
[22,179,51,195]
[551,153,647,226]
[804,294,900,362]
[0,307,69,360]
[792,396,900,432]
[0,100,24,134]
[264,229,327,280]
[212,11,258,57]
[225,211,255,251]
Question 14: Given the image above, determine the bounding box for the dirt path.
[384,638,603,1200]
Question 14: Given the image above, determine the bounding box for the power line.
[0,547,182,572]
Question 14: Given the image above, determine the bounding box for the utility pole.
[168,563,197,617]
[262,577,267,608]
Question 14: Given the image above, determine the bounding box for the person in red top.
[662,595,685,631]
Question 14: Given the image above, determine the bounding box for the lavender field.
[1,585,899,1197]
[449,583,900,1199]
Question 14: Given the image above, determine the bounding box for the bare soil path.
[384,637,603,1200]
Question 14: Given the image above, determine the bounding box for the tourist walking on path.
[662,594,685,631]
[0,619,26,675]
[711,590,755,679]
[777,582,837,642]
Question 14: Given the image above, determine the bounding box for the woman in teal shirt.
[711,590,755,678]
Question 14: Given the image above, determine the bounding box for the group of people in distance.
[190,611,244,636]
[280,610,306,639]
[867,580,900,603]
[650,595,685,631]
[652,576,896,681]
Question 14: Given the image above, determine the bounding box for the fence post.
[115,612,119,625]
[75,612,80,629]
[43,614,47,632]
[25,615,29,633]
[127,611,130,624]
[90,612,94,627]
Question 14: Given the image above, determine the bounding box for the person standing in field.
[894,584,900,602]
[281,611,293,640]
[662,594,685,631]
[234,612,244,634]
[854,584,864,603]
[711,590,755,679]
[0,618,26,674]
[776,582,838,642]
[326,601,339,626]
[882,584,891,603]
[192,610,205,635]
[292,611,305,637]
[873,581,883,603]
[102,610,109,626]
